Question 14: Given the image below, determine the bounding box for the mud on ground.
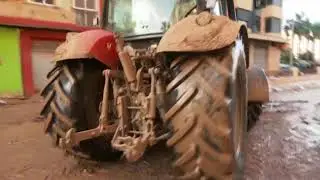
[1,81,320,180]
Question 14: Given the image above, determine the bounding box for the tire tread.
[166,54,234,179]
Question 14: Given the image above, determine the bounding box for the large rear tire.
[40,60,121,161]
[164,42,247,179]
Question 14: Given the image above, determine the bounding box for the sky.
[283,0,320,23]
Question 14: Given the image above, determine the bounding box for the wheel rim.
[230,40,248,175]
[233,63,246,160]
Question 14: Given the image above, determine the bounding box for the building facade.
[288,34,320,62]
[0,0,286,97]
[235,0,286,75]
[0,0,103,97]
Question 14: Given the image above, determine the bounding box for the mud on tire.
[164,47,245,179]
[40,60,120,161]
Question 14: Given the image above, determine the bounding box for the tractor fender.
[247,67,270,103]
[54,30,120,69]
[157,11,241,53]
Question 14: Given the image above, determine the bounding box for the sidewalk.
[268,74,320,92]
[269,74,320,86]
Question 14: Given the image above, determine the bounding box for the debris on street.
[0,99,7,105]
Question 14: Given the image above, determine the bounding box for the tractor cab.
[103,0,236,46]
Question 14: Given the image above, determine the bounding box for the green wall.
[0,27,23,96]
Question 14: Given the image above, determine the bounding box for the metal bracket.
[60,124,118,148]
[60,69,119,149]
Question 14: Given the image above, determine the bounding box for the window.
[265,17,281,33]
[29,0,54,6]
[254,0,266,9]
[236,8,254,29]
[266,0,282,6]
[236,8,251,23]
[73,0,99,27]
[255,0,282,8]
[252,15,261,32]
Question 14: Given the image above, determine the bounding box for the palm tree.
[311,23,320,38]
[284,13,314,57]
[311,23,320,59]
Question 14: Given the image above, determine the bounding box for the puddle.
[263,100,307,113]
[245,87,320,179]
[285,99,320,149]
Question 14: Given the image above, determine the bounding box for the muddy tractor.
[40,0,269,179]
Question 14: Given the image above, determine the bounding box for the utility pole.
[289,21,295,66]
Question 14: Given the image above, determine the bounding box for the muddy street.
[0,81,320,180]
[245,84,320,180]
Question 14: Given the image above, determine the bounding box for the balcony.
[0,1,74,24]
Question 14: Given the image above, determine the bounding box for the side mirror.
[93,16,100,27]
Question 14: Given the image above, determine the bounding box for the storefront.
[248,33,287,75]
[0,16,94,97]
[0,27,23,97]
[19,29,67,96]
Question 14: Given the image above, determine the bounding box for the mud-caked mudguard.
[157,11,269,103]
[157,11,241,53]
[247,67,270,103]
[54,30,120,69]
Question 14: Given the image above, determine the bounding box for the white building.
[283,30,320,61]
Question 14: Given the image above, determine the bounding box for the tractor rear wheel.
[40,60,120,161]
[164,42,247,179]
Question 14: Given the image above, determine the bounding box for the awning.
[0,15,98,32]
[249,33,288,44]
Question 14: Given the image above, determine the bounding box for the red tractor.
[40,0,269,179]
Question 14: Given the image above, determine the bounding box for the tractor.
[40,0,269,179]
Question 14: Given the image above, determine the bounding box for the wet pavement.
[0,80,320,179]
[245,87,320,180]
